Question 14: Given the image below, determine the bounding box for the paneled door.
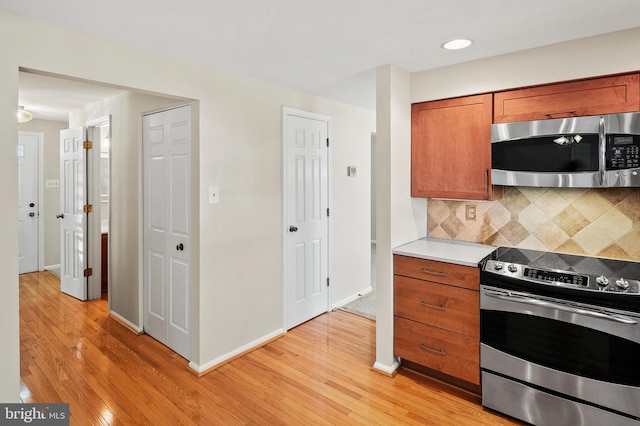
[18,132,42,274]
[283,108,330,330]
[59,127,88,300]
[143,105,192,360]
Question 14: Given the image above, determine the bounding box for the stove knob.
[616,277,630,291]
[596,275,609,288]
[507,264,518,273]
[493,262,503,271]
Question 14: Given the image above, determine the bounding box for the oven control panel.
[484,260,640,295]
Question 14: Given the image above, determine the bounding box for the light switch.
[347,166,357,177]
[45,179,60,188]
[208,186,219,204]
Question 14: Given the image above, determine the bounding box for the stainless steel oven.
[480,247,640,425]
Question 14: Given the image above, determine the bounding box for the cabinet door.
[411,94,493,200]
[494,73,640,123]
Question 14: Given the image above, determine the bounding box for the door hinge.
[84,268,93,277]
[83,140,93,149]
[327,277,330,287]
[326,208,330,217]
[83,204,93,213]
[326,138,329,147]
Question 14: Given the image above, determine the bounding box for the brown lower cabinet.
[394,255,480,390]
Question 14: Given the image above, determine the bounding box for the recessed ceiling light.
[441,39,473,50]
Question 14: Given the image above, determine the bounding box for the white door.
[284,110,330,330]
[143,105,191,360]
[18,132,42,274]
[59,127,88,300]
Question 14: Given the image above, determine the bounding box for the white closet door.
[284,112,329,330]
[143,105,192,360]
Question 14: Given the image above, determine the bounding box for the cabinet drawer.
[494,73,640,123]
[393,255,479,290]
[394,317,479,385]
[394,275,479,337]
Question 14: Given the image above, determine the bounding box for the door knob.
[29,212,35,217]
[289,226,298,232]
[176,243,184,251]
[56,213,64,219]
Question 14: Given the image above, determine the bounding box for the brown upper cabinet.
[411,94,495,200]
[494,73,640,123]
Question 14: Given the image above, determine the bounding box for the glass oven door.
[480,285,640,419]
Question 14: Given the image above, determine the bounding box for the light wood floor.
[19,271,523,425]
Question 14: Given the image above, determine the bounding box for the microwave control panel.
[607,134,640,169]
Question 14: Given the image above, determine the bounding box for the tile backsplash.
[428,187,640,261]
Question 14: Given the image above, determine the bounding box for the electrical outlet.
[466,204,476,221]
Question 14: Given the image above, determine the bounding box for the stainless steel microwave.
[491,112,640,188]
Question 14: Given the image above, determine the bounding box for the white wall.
[0,58,20,402]
[0,10,374,399]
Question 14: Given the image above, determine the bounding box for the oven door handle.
[484,291,638,324]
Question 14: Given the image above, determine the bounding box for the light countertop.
[393,237,496,267]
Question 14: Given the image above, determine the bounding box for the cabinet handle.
[420,300,446,310]
[485,168,489,199]
[545,111,576,118]
[421,343,446,355]
[420,268,445,277]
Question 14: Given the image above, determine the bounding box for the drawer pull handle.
[421,343,446,356]
[420,268,445,277]
[545,111,576,118]
[420,300,446,310]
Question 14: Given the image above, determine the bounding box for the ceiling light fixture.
[17,106,33,123]
[441,39,473,50]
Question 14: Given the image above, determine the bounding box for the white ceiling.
[5,0,640,120]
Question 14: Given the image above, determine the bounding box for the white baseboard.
[44,264,61,270]
[109,310,143,333]
[373,358,401,375]
[332,286,373,310]
[189,328,284,374]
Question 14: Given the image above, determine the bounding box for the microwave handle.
[599,115,606,186]
[484,290,638,324]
